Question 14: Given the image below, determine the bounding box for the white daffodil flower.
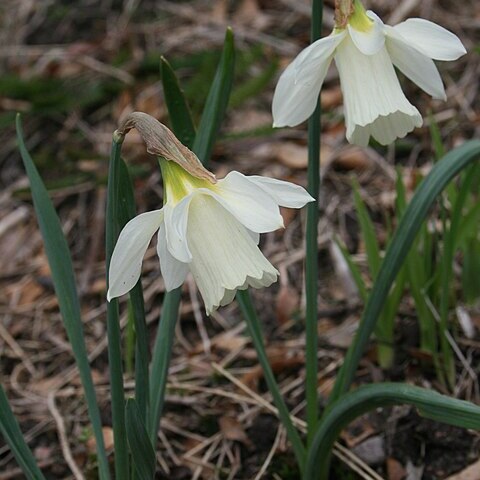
[107,159,313,315]
[272,0,466,146]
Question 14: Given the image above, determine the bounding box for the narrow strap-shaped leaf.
[105,137,129,479]
[237,291,306,471]
[352,179,381,279]
[117,158,150,422]
[16,115,111,480]
[160,56,196,148]
[148,28,236,444]
[126,399,156,480]
[438,164,477,386]
[305,383,480,480]
[330,140,480,402]
[334,236,368,302]
[0,384,46,479]
[148,289,181,443]
[194,27,235,163]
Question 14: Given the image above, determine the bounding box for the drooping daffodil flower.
[107,113,314,315]
[272,0,466,146]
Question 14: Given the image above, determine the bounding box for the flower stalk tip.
[334,0,355,29]
[117,112,216,184]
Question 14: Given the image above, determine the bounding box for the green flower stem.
[237,290,306,472]
[305,0,323,446]
[148,289,182,444]
[106,137,129,479]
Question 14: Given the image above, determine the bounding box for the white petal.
[348,11,385,56]
[107,210,163,301]
[245,176,314,208]
[392,18,466,61]
[164,198,193,263]
[272,31,346,127]
[247,230,260,245]
[334,35,422,146]
[349,111,422,146]
[157,221,189,291]
[207,171,284,233]
[186,195,278,315]
[385,26,446,100]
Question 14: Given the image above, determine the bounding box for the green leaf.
[333,236,368,302]
[438,164,477,387]
[352,179,381,279]
[305,383,480,480]
[16,115,111,480]
[330,140,480,403]
[457,201,480,248]
[237,291,306,469]
[117,158,150,422]
[126,399,156,480]
[160,56,196,148]
[194,27,235,163]
[148,289,181,443]
[0,384,46,479]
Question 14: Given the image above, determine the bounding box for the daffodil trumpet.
[108,113,314,314]
[272,0,466,146]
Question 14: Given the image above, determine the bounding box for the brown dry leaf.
[341,417,376,448]
[17,277,45,305]
[241,349,304,390]
[229,109,272,134]
[275,143,306,169]
[279,206,296,228]
[219,415,252,446]
[333,147,372,171]
[37,254,52,277]
[113,90,133,122]
[234,0,259,23]
[319,316,358,348]
[31,377,61,396]
[272,142,308,169]
[86,427,114,453]
[445,459,480,480]
[212,332,248,352]
[211,0,227,22]
[234,0,269,29]
[321,86,343,109]
[319,377,335,398]
[34,445,54,461]
[276,285,299,325]
[71,369,105,386]
[387,457,406,480]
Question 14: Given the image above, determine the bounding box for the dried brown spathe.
[115,112,216,184]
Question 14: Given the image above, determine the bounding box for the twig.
[47,392,85,480]
[254,426,283,480]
